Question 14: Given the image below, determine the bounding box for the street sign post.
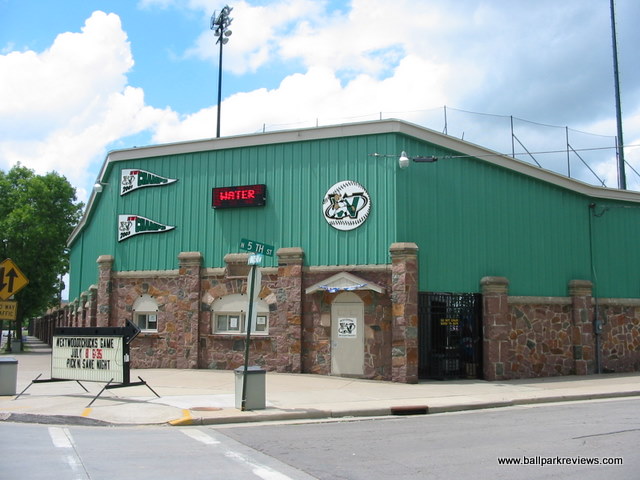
[0,259,29,300]
[237,239,272,410]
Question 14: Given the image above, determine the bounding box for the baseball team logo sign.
[120,169,177,196]
[118,215,175,242]
[322,180,371,231]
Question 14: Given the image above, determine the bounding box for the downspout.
[588,203,603,374]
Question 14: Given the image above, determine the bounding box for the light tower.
[211,5,233,138]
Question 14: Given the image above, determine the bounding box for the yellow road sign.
[0,301,17,320]
[0,259,29,300]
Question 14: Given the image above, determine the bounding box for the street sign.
[239,238,274,257]
[0,259,29,300]
[0,301,17,320]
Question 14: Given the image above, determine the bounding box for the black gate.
[418,292,483,380]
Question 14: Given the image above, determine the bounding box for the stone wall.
[598,299,640,373]
[34,251,639,383]
[482,276,640,380]
[43,244,418,382]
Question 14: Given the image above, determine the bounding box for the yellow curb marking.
[81,408,92,417]
[169,409,193,426]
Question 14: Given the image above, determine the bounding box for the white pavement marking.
[180,428,297,480]
[180,428,221,445]
[48,427,89,480]
[225,450,296,480]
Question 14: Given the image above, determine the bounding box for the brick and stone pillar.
[569,279,594,375]
[276,247,304,373]
[481,276,510,381]
[389,242,419,384]
[87,285,98,327]
[96,255,114,327]
[80,291,88,327]
[176,252,202,369]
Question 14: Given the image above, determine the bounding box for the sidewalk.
[1,336,639,427]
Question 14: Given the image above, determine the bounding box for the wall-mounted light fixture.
[371,152,439,169]
[398,151,410,169]
[93,182,108,193]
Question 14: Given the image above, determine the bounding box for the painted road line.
[180,428,221,445]
[225,449,296,480]
[179,428,301,480]
[48,427,88,479]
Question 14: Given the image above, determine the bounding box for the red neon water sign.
[212,184,266,208]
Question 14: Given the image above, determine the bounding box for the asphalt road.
[2,398,638,479]
[221,397,639,480]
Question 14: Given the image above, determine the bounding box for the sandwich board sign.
[16,320,159,406]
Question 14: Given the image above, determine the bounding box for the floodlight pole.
[211,6,233,138]
[610,0,626,189]
[216,34,224,138]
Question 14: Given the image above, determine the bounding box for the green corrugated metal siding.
[69,125,640,301]
[590,201,640,298]
[396,134,637,297]
[69,133,400,299]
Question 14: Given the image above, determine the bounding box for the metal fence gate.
[418,292,483,380]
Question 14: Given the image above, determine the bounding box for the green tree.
[0,164,83,347]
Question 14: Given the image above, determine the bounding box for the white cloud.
[2,0,640,201]
[186,0,325,75]
[0,11,175,202]
[152,53,452,142]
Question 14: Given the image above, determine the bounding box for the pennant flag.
[118,215,175,242]
[120,169,178,195]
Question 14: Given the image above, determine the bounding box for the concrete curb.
[3,390,640,428]
[0,412,114,427]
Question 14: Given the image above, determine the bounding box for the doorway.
[418,292,483,380]
[330,292,364,376]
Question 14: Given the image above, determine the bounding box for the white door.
[331,292,364,376]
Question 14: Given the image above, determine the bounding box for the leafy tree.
[0,164,83,347]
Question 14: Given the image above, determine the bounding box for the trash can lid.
[0,357,17,364]
[234,365,266,374]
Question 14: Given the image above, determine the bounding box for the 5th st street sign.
[239,238,274,257]
[0,258,29,300]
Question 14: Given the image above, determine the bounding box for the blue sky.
[2,0,640,203]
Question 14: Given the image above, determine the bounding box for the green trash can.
[0,357,18,395]
[234,366,266,410]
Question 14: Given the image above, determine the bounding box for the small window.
[254,315,268,333]
[133,294,159,333]
[213,312,268,335]
[211,294,269,336]
[136,313,157,332]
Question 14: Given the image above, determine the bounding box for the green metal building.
[60,119,640,382]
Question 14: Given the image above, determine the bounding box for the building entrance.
[330,292,364,376]
[418,292,483,380]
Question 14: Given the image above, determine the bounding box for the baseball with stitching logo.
[322,180,371,231]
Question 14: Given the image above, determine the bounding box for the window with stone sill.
[133,294,159,333]
[211,294,269,336]
[214,313,268,335]
[135,313,158,332]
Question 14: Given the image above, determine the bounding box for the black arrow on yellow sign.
[0,267,19,292]
[0,259,29,300]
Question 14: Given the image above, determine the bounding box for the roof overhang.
[305,272,385,294]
